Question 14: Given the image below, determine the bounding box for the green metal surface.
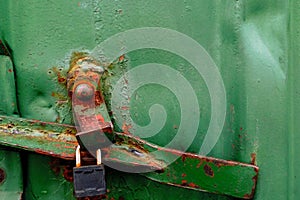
[0,55,23,198]
[288,1,300,199]
[0,56,18,116]
[109,131,258,199]
[0,115,258,198]
[0,115,77,160]
[0,0,299,200]
[23,154,74,200]
[0,149,23,199]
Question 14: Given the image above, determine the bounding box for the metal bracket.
[67,54,113,151]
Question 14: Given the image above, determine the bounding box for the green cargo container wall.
[0,0,299,199]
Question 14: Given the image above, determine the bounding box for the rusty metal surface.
[114,132,259,199]
[0,115,258,198]
[0,50,259,198]
[0,115,77,160]
[67,53,113,151]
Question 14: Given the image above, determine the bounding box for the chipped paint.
[204,164,214,177]
[0,115,77,160]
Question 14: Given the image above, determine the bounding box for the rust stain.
[181,173,187,177]
[181,180,187,185]
[120,106,129,110]
[95,91,104,106]
[0,168,6,184]
[52,66,67,85]
[122,123,132,134]
[243,167,259,199]
[62,165,74,182]
[251,153,257,165]
[119,55,125,62]
[196,160,204,168]
[204,164,214,177]
[180,180,199,189]
[187,182,199,188]
[49,158,74,182]
[243,193,253,199]
[34,149,75,160]
[212,159,237,168]
[58,77,66,83]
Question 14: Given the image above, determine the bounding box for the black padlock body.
[73,164,106,197]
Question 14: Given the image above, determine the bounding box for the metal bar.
[0,115,77,160]
[111,132,259,199]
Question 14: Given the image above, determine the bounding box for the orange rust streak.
[122,123,132,134]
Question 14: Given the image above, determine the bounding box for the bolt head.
[74,83,94,101]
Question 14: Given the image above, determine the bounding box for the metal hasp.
[67,53,113,151]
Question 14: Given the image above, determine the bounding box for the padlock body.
[73,164,106,197]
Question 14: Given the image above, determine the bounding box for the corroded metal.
[0,51,260,198]
[113,132,259,199]
[0,115,77,159]
[0,115,258,199]
[67,53,113,151]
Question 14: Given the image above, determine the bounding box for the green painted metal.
[144,154,257,199]
[109,131,258,199]
[0,149,23,199]
[0,56,18,116]
[0,0,299,200]
[288,1,300,199]
[0,115,258,198]
[0,115,77,160]
[23,154,75,200]
[0,55,23,198]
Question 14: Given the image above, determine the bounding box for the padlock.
[73,145,106,198]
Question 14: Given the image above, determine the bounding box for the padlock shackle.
[76,145,81,167]
[96,149,101,165]
[76,145,101,166]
